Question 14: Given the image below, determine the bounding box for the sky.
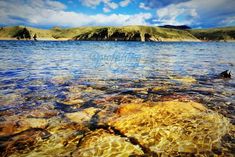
[0,0,235,29]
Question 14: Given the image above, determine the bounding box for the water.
[1,41,235,80]
[0,41,234,156]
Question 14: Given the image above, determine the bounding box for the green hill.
[0,26,51,38]
[0,25,197,41]
[72,26,198,41]
[190,26,235,41]
[0,25,234,41]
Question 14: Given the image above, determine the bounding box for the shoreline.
[0,38,70,41]
[0,37,235,42]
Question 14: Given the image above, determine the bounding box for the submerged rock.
[93,94,144,106]
[109,100,230,155]
[158,93,198,102]
[0,117,48,137]
[65,107,99,125]
[169,75,197,84]
[0,128,51,157]
[58,99,85,106]
[72,129,144,157]
[51,76,73,85]
[56,86,84,106]
[151,86,169,92]
[26,104,59,118]
[9,118,88,157]
[0,93,24,108]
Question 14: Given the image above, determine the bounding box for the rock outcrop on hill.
[73,28,152,41]
[72,26,197,42]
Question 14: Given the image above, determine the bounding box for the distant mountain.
[0,25,234,41]
[159,25,191,30]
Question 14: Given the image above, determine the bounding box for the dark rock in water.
[33,33,37,41]
[219,70,231,78]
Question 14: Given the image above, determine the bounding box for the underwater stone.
[169,76,197,84]
[65,107,100,124]
[0,117,48,137]
[109,100,230,155]
[8,120,88,157]
[26,104,59,118]
[58,99,85,106]
[0,128,51,157]
[72,129,144,157]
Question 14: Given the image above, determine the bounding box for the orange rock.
[65,107,99,124]
[26,105,59,118]
[0,117,48,137]
[109,100,230,155]
[0,128,51,157]
[72,129,144,157]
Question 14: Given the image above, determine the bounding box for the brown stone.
[72,129,144,157]
[0,128,51,157]
[65,107,99,124]
[0,117,48,137]
[109,100,230,155]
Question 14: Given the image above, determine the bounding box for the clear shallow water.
[0,41,235,80]
[1,41,234,106]
[0,41,235,156]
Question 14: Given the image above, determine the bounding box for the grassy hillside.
[73,26,197,41]
[190,26,235,41]
[0,25,198,41]
[0,25,235,41]
[0,26,51,38]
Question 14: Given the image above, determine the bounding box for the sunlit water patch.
[0,41,234,156]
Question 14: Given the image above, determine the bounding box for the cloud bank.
[0,0,235,28]
[0,0,151,27]
[149,0,235,27]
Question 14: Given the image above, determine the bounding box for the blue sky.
[0,0,235,28]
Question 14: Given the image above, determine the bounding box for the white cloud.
[79,0,102,8]
[156,2,198,26]
[106,1,118,10]
[0,0,152,27]
[221,16,235,26]
[45,0,66,10]
[80,0,119,12]
[119,0,132,7]
[156,4,198,25]
[155,0,235,27]
[103,7,111,13]
[139,2,151,10]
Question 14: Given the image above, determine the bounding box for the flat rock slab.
[109,100,230,156]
